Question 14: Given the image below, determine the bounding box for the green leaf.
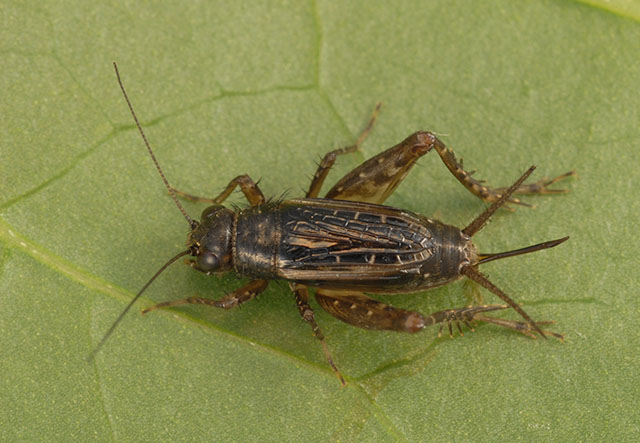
[1,0,638,440]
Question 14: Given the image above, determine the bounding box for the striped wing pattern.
[277,199,436,282]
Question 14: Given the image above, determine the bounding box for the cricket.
[91,62,574,385]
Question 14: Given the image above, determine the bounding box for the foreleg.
[141,279,269,313]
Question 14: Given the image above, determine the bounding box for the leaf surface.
[1,0,638,440]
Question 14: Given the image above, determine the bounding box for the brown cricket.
[92,63,574,385]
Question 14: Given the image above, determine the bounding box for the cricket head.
[187,205,235,274]
[90,63,234,360]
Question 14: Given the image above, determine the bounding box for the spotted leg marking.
[324,131,436,204]
[314,290,562,339]
[315,289,426,332]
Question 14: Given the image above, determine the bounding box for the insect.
[91,63,574,385]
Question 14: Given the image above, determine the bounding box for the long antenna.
[113,62,195,229]
[463,166,535,237]
[88,249,191,361]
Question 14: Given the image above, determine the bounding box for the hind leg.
[323,131,573,207]
[427,136,575,207]
[315,289,562,339]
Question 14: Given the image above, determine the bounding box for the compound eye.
[197,251,220,272]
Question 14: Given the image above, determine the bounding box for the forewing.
[277,199,435,284]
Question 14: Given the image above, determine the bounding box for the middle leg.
[291,283,345,386]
